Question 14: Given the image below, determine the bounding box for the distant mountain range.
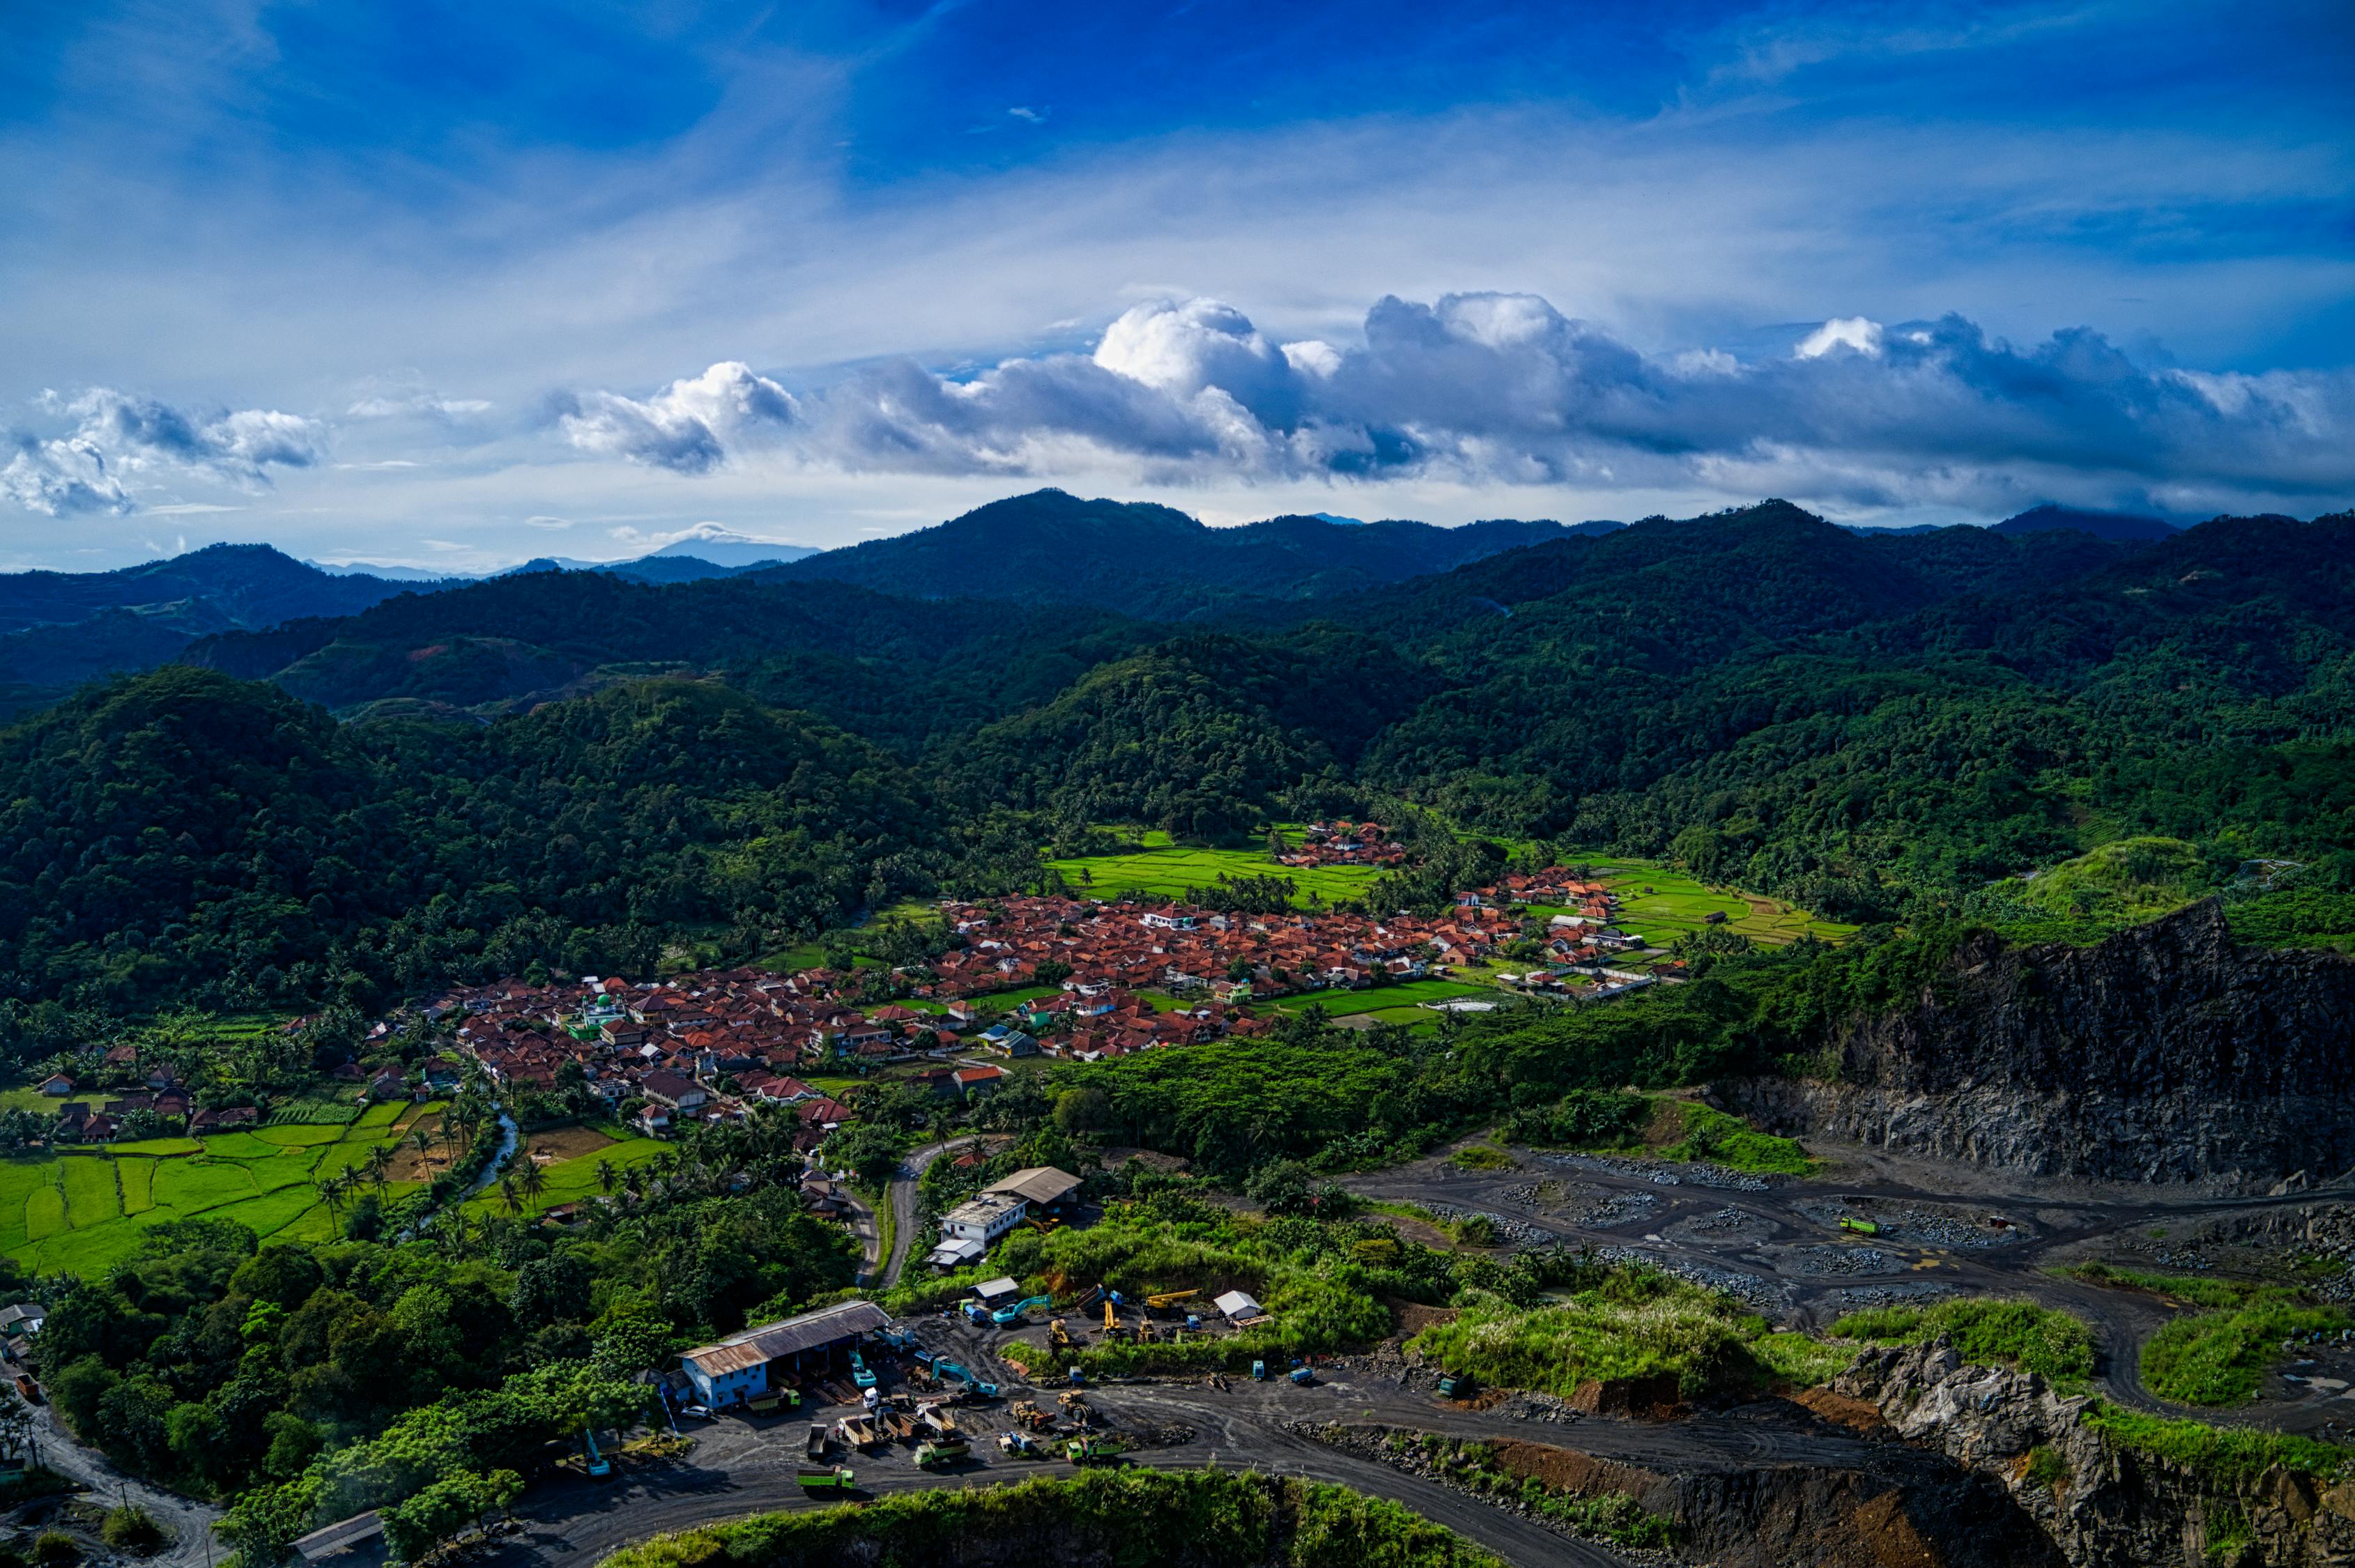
[1988,504,2180,542]
[0,492,2247,719]
[753,489,1623,616]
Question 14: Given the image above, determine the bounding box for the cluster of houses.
[431,969,878,1144]
[29,1045,240,1144]
[1274,820,1410,868]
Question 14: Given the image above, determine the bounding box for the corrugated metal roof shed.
[689,1299,891,1365]
[983,1166,1082,1205]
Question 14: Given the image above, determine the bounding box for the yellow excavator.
[1049,1318,1072,1351]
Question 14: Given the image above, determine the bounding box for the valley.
[0,495,2352,1568]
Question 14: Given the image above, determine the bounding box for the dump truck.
[915,1438,969,1466]
[999,1429,1041,1456]
[1066,1434,1121,1464]
[1289,1365,1314,1386]
[797,1466,855,1492]
[1436,1374,1473,1399]
[805,1424,828,1459]
[1839,1217,1880,1237]
[1251,1360,1267,1381]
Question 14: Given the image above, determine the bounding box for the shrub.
[1830,1298,2094,1390]
[100,1507,165,1554]
[29,1533,76,1568]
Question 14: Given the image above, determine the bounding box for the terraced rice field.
[0,1100,452,1273]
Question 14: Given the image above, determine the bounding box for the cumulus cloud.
[1,388,327,515]
[553,360,798,474]
[564,293,2355,514]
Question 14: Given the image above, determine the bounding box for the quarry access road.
[480,1374,1652,1568]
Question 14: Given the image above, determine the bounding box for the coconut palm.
[594,1160,617,1195]
[497,1174,522,1215]
[519,1161,547,1202]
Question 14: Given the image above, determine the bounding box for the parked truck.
[797,1466,855,1492]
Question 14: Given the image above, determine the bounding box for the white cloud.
[1795,316,1885,358]
[1,387,325,515]
[554,360,799,473]
[559,291,2355,514]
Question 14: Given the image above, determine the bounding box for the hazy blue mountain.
[758,488,1614,617]
[0,543,457,707]
[1993,503,2180,541]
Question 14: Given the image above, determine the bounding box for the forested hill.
[0,669,950,1011]
[6,499,2352,1014]
[0,544,455,711]
[755,487,1615,615]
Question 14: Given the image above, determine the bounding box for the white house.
[938,1192,1028,1246]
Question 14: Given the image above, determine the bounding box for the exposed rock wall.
[1724,902,2355,1184]
[1834,1338,2355,1567]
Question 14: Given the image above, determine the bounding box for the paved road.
[30,1404,221,1568]
[875,1137,981,1290]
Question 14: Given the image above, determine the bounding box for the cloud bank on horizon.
[3,0,2351,567]
[551,293,2355,519]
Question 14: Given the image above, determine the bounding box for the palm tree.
[367,1144,394,1190]
[497,1174,523,1215]
[519,1162,547,1204]
[622,1165,645,1204]
[594,1160,617,1196]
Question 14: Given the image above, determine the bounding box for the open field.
[0,1104,455,1273]
[1046,831,1386,908]
[462,1122,667,1217]
[1570,859,1857,947]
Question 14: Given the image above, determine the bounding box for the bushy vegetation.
[1657,1102,1815,1174]
[592,1468,1507,1568]
[1827,1298,2095,1390]
[2061,1266,2349,1404]
[1406,1264,1788,1401]
[32,1112,854,1562]
[2085,1404,2355,1489]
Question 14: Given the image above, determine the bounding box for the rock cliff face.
[1833,1338,2355,1567]
[1726,902,2355,1184]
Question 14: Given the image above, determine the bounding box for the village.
[427,864,1645,1146]
[12,862,1658,1153]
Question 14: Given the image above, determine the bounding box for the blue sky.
[2,0,2350,570]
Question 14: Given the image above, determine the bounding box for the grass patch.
[1409,1266,1772,1400]
[1657,1102,1815,1175]
[2084,1404,2355,1489]
[2061,1264,2347,1405]
[2143,1301,2349,1406]
[252,1123,351,1148]
[1581,858,1857,948]
[1829,1298,2094,1391]
[119,1158,156,1215]
[1448,1144,1517,1171]
[1045,839,1386,909]
[61,1155,121,1228]
[1751,1331,1858,1388]
[22,1181,65,1242]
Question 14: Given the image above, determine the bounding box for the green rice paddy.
[1046,831,1386,909]
[1567,859,1856,948]
[0,1100,454,1273]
